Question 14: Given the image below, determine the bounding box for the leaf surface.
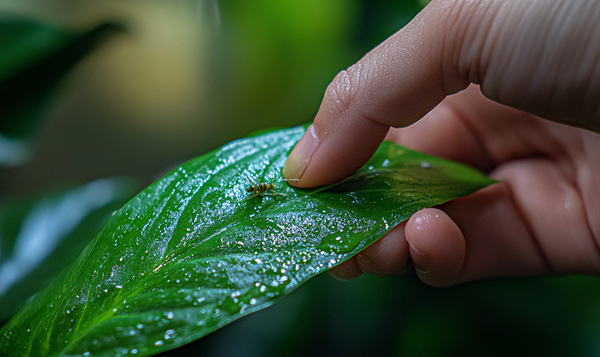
[0,125,495,356]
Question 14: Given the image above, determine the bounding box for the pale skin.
[282,0,600,287]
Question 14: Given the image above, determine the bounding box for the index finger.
[282,0,472,187]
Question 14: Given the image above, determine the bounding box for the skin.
[282,0,600,287]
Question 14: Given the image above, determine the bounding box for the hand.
[283,0,600,286]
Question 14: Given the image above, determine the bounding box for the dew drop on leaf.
[164,329,176,340]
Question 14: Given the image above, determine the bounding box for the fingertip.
[284,118,388,188]
[328,257,363,281]
[406,208,465,287]
[355,222,410,276]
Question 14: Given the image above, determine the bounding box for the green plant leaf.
[0,125,495,357]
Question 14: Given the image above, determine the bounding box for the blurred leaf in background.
[0,1,212,197]
[0,16,123,167]
[0,177,138,322]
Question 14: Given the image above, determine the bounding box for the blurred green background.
[0,1,599,356]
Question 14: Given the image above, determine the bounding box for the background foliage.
[0,1,599,356]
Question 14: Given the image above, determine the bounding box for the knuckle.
[323,65,364,117]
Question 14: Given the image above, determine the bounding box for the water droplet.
[131,349,138,355]
[164,329,176,340]
[165,311,174,319]
[83,352,91,357]
[420,161,431,169]
[136,324,144,329]
[154,340,164,346]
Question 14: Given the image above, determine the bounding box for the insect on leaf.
[0,124,495,357]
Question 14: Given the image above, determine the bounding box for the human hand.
[282,0,600,286]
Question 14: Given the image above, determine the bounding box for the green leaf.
[0,125,495,357]
[0,17,70,82]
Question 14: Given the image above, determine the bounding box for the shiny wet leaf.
[0,125,495,356]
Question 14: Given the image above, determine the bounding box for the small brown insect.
[239,178,300,202]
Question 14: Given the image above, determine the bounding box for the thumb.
[283,0,600,187]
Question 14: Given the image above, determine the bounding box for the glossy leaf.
[0,125,495,356]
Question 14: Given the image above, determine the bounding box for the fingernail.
[356,253,386,277]
[283,124,319,180]
[328,270,361,281]
[393,263,415,275]
[414,266,427,275]
[408,241,430,275]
